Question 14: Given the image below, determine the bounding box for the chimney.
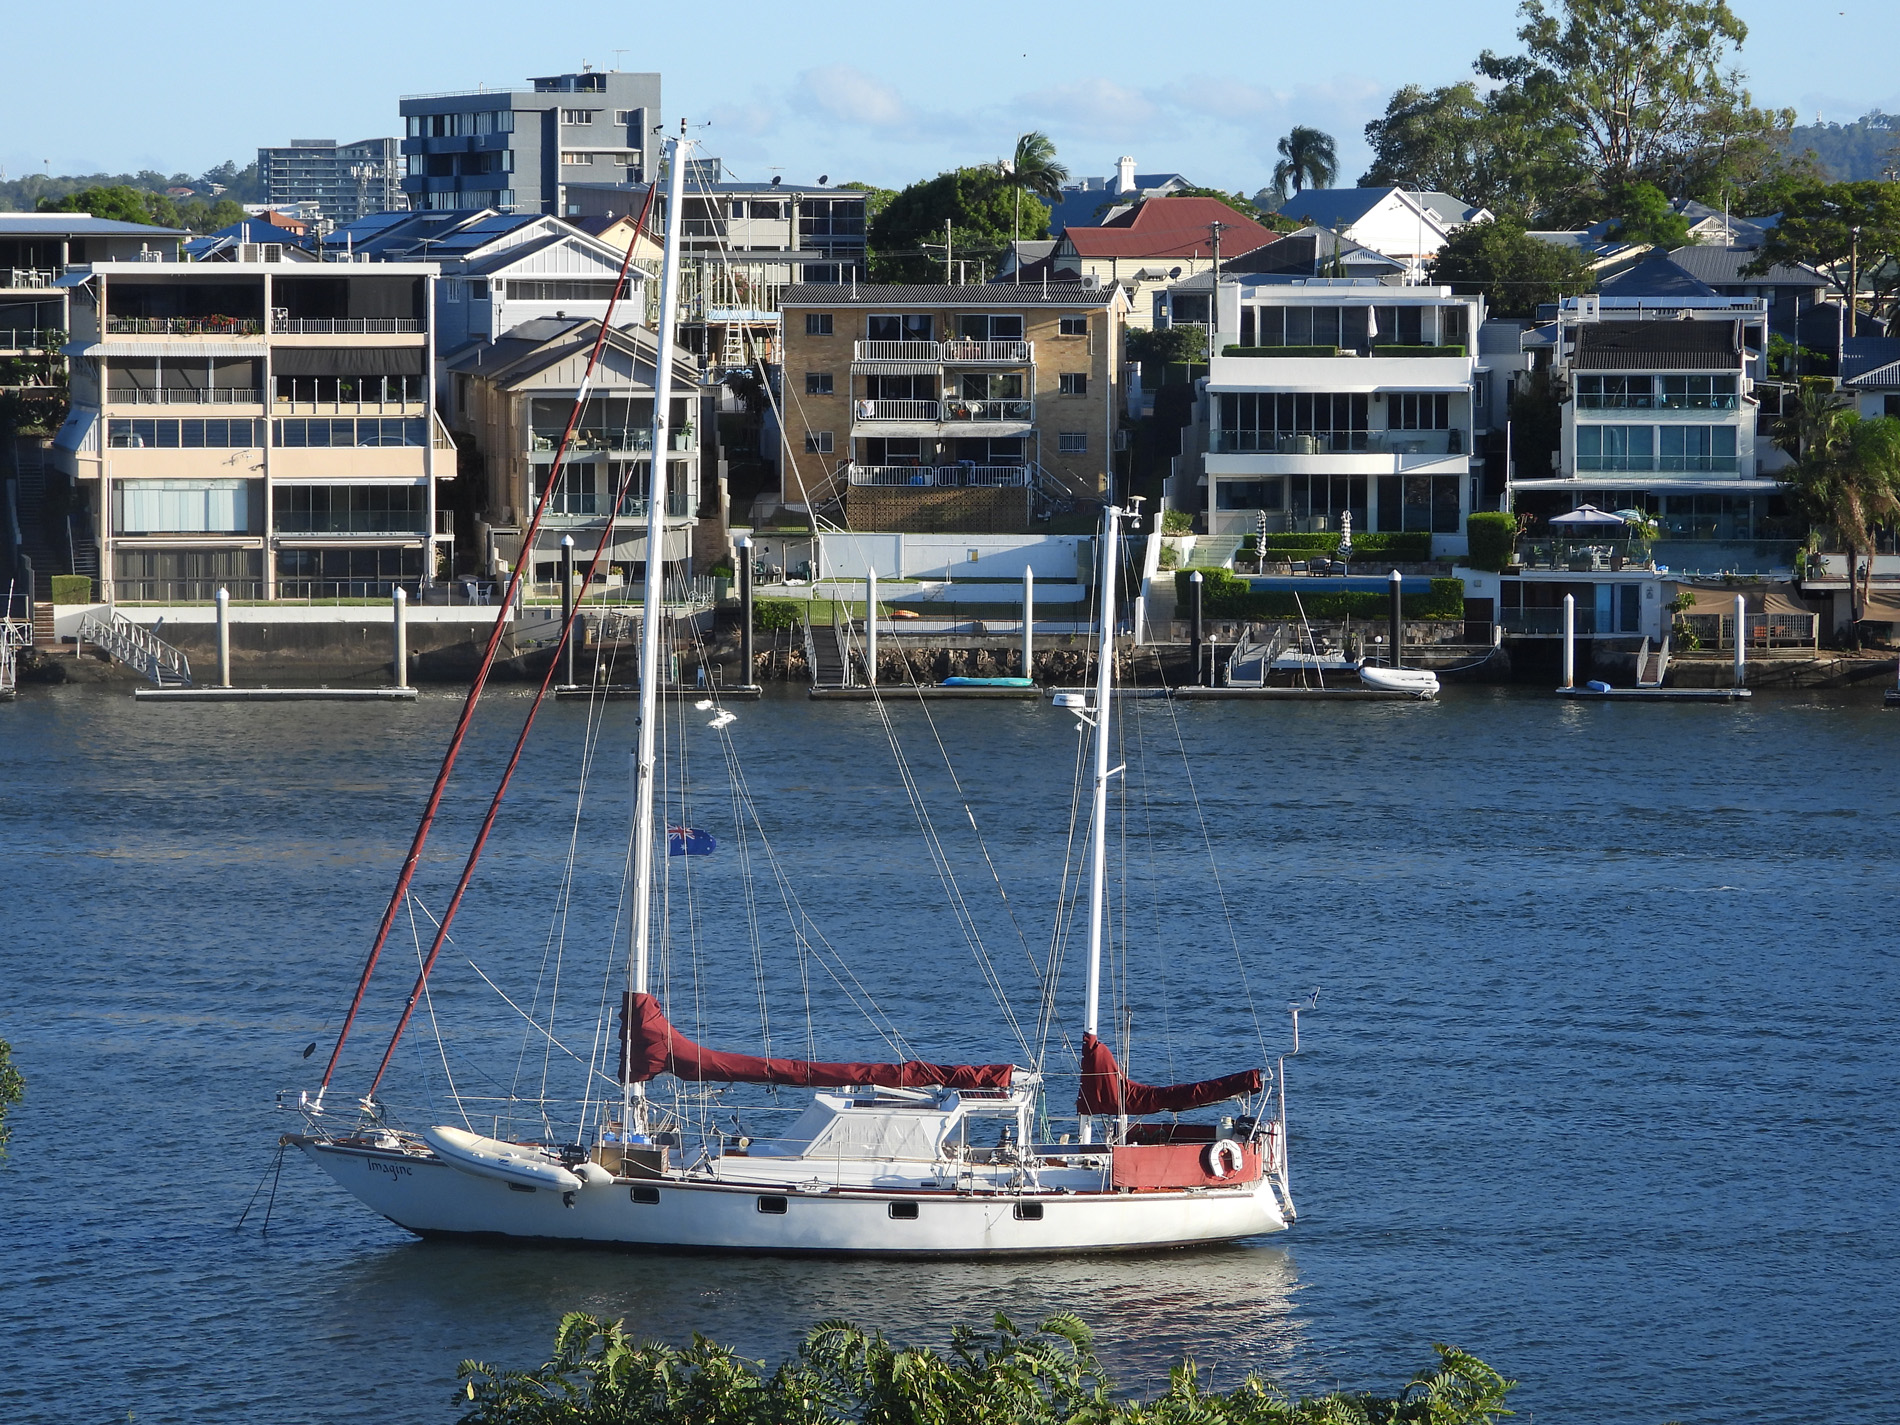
[1116,156,1137,196]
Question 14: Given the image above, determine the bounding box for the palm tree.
[1785,410,1900,627]
[1004,131,1069,244]
[1272,126,1338,197]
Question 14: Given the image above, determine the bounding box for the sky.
[3,0,1898,197]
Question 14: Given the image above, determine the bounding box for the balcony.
[851,340,1034,364]
[107,387,262,406]
[1212,429,1465,456]
[105,316,263,337]
[529,427,696,453]
[854,398,940,422]
[847,463,1029,488]
[272,318,424,335]
[3,268,56,290]
[852,398,1034,425]
[0,328,64,352]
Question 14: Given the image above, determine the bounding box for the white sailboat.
[286,136,1302,1254]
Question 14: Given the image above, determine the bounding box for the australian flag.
[667,826,718,856]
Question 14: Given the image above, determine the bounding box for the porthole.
[757,1195,788,1215]
[888,1200,919,1220]
[630,1185,660,1205]
[1012,1200,1044,1221]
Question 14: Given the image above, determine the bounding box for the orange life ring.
[1203,1138,1245,1180]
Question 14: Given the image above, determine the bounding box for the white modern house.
[1269,188,1491,279]
[1180,277,1484,554]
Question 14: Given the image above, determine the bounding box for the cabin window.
[630,1186,660,1205]
[1012,1201,1045,1221]
[757,1195,788,1214]
[888,1201,920,1220]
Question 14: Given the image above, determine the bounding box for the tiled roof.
[779,282,1121,307]
[1062,196,1279,260]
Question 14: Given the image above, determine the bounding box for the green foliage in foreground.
[754,598,801,631]
[0,1040,23,1155]
[1465,513,1520,573]
[1178,569,1465,621]
[459,1312,1515,1425]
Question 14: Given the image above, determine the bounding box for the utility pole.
[1208,221,1226,339]
[944,219,953,285]
[1849,224,1862,341]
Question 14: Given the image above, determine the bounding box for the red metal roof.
[1061,196,1280,261]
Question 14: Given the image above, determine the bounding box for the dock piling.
[392,587,408,690]
[1562,594,1576,689]
[215,586,231,688]
[559,535,575,688]
[1189,570,1204,684]
[1389,569,1403,670]
[737,534,756,690]
[1022,566,1034,680]
[866,568,878,686]
[1734,594,1746,689]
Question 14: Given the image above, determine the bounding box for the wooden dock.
[1556,686,1751,702]
[134,686,417,703]
[809,684,1040,701]
[552,684,763,701]
[1173,686,1426,702]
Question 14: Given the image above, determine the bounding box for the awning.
[73,342,264,358]
[273,346,424,376]
[1077,1032,1261,1116]
[1669,581,1824,616]
[619,992,1014,1090]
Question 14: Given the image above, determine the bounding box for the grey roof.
[1271,187,1483,230]
[1478,319,1531,355]
[1573,320,1740,370]
[1663,244,1825,288]
[1598,253,1719,299]
[778,282,1121,307]
[1848,360,1900,389]
[1843,338,1900,384]
[0,212,186,237]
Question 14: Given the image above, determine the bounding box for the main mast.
[625,130,691,1130]
[1080,502,1122,1144]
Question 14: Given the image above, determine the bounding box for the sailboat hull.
[299,1140,1286,1255]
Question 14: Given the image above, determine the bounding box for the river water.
[1,681,1895,1423]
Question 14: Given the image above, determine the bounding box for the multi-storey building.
[1510,294,1778,549]
[444,316,702,588]
[257,139,402,228]
[399,70,662,216]
[1183,277,1485,552]
[777,282,1129,532]
[52,257,449,601]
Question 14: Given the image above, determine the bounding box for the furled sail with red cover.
[619,992,1015,1090]
[1076,1032,1261,1115]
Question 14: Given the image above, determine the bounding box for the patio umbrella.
[1548,504,1626,528]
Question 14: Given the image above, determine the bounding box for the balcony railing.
[272,317,424,335]
[530,428,697,453]
[1577,394,1741,411]
[0,328,65,350]
[106,316,264,336]
[3,268,56,289]
[275,398,426,416]
[1576,456,1741,473]
[1212,429,1465,455]
[108,387,261,406]
[941,398,1032,423]
[847,463,1029,488]
[851,340,1034,363]
[854,399,941,422]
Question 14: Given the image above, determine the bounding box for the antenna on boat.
[1078,501,1126,1146]
[624,129,693,1136]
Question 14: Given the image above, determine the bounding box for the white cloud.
[796,65,912,128]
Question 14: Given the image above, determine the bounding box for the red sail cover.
[619,992,1014,1090]
[1076,1032,1262,1116]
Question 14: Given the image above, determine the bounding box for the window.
[1012,1201,1045,1221]
[802,263,841,284]
[560,109,597,125]
[1658,374,1740,410]
[614,109,638,125]
[1058,432,1087,454]
[1576,375,1655,410]
[630,1185,660,1205]
[1215,478,1283,512]
[1059,373,1088,396]
[561,152,594,165]
[1375,474,1460,533]
[1391,393,1449,429]
[1215,393,1371,451]
[113,478,252,535]
[506,278,633,302]
[749,200,785,219]
[1658,424,1738,471]
[1059,315,1088,336]
[888,1201,919,1220]
[757,1195,788,1214]
[274,374,423,405]
[1577,425,1656,472]
[805,372,834,395]
[867,314,933,342]
[107,419,262,449]
[273,484,427,534]
[958,314,1024,341]
[805,313,833,336]
[272,417,427,448]
[805,431,833,454]
[960,373,1023,400]
[1440,304,1469,346]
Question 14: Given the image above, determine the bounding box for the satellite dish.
[817,174,829,185]
[770,175,781,187]
[1169,266,1182,279]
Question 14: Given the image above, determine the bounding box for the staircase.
[804,612,848,687]
[1185,535,1244,569]
[10,438,61,594]
[1636,635,1670,688]
[78,609,192,687]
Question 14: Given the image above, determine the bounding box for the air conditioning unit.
[239,243,261,263]
[262,244,284,263]
[1079,273,1101,290]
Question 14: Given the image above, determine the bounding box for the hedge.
[754,598,800,631]
[1465,512,1518,572]
[1220,345,1339,358]
[1243,532,1434,561]
[1177,567,1464,620]
[1372,344,1467,357]
[49,574,92,604]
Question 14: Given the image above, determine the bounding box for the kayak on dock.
[940,676,1036,688]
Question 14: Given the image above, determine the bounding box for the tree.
[1428,217,1596,317]
[1476,0,1794,221]
[457,1310,1519,1425]
[39,184,165,226]
[1360,83,1531,214]
[1749,181,1900,332]
[1005,131,1069,245]
[1272,126,1337,195]
[1783,412,1900,627]
[868,167,1047,283]
[0,1039,22,1155]
[1606,182,1694,246]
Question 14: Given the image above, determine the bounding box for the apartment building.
[1185,278,1485,553]
[1511,293,1780,550]
[257,139,402,228]
[777,282,1130,533]
[444,316,702,587]
[52,257,449,601]
[399,70,662,216]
